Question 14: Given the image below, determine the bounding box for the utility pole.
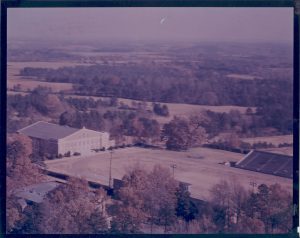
[171,164,177,178]
[249,180,257,193]
[109,149,113,188]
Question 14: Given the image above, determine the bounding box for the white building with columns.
[18,121,115,157]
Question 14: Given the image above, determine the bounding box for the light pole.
[109,149,114,188]
[249,180,257,193]
[171,164,177,178]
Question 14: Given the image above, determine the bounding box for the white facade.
[19,121,115,157]
[58,127,114,156]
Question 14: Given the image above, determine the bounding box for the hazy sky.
[8,8,293,43]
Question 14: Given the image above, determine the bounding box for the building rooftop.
[14,181,61,203]
[18,121,79,140]
[235,150,293,179]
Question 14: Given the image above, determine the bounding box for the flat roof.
[18,121,79,140]
[14,181,61,203]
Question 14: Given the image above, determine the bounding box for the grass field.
[226,74,262,80]
[7,61,92,92]
[241,135,293,146]
[45,147,292,201]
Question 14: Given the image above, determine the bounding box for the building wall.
[30,128,115,157]
[58,128,115,156]
[40,139,59,156]
[32,138,58,156]
[31,138,41,155]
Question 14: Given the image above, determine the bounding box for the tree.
[6,196,24,233]
[244,183,293,233]
[142,165,178,233]
[134,117,160,143]
[153,103,169,117]
[220,133,242,148]
[29,86,52,115]
[113,164,178,233]
[161,116,206,151]
[171,215,216,234]
[45,94,66,117]
[210,180,230,232]
[209,179,248,233]
[37,177,109,234]
[237,215,265,234]
[209,181,293,234]
[109,97,118,107]
[110,203,146,234]
[6,134,46,233]
[7,133,45,192]
[200,91,219,105]
[11,203,44,234]
[111,166,148,233]
[175,183,198,222]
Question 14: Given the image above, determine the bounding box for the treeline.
[64,97,118,110]
[7,87,59,117]
[8,48,80,62]
[20,63,292,107]
[202,108,292,137]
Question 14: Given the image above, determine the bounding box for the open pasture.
[7,61,92,92]
[242,135,293,146]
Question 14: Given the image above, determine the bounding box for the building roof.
[18,121,79,140]
[14,181,61,203]
[235,150,293,179]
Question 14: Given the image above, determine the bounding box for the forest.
[20,63,292,107]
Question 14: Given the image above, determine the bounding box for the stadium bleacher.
[235,150,293,179]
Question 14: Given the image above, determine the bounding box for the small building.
[235,150,293,179]
[14,181,61,210]
[18,121,115,157]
